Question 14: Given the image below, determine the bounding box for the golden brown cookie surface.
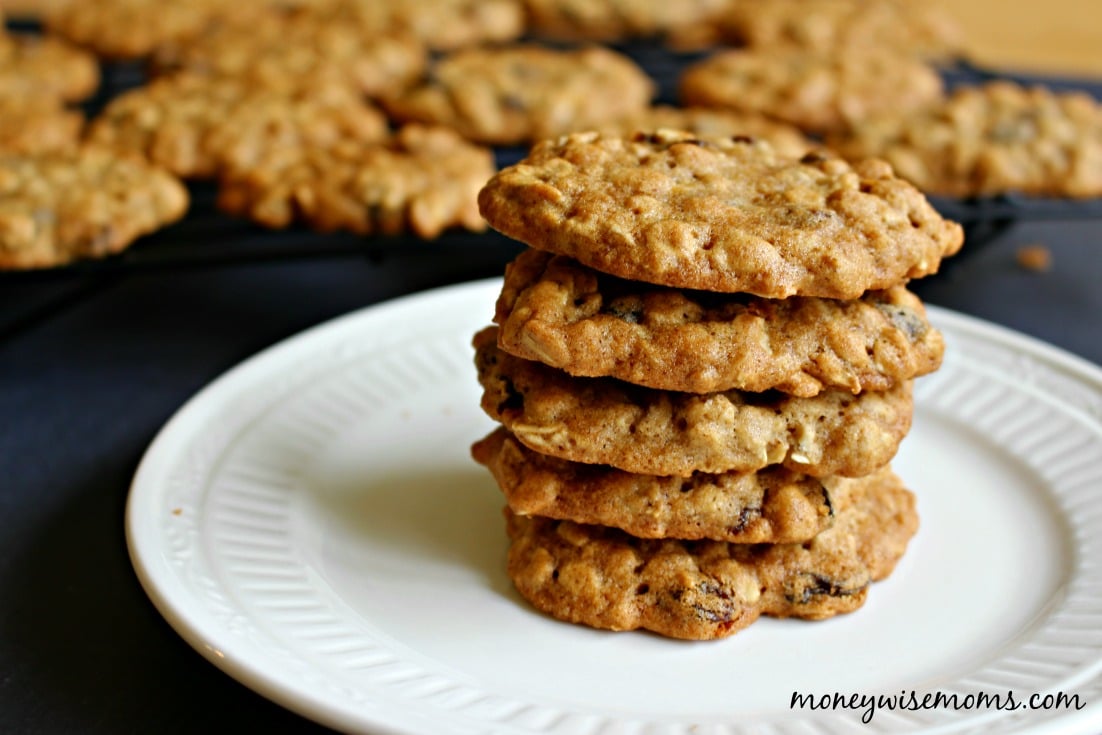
[0,147,188,269]
[382,45,655,146]
[479,131,963,299]
[218,125,494,238]
[473,427,889,543]
[679,46,944,136]
[43,0,232,59]
[0,96,83,155]
[88,74,389,180]
[495,249,944,396]
[150,5,426,99]
[522,0,732,42]
[828,81,1102,199]
[504,468,917,639]
[0,32,100,102]
[597,104,816,158]
[325,0,524,51]
[474,326,913,478]
[718,0,964,61]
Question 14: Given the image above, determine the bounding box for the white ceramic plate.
[127,278,1102,735]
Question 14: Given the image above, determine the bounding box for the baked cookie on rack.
[679,45,944,136]
[0,146,188,269]
[0,96,83,155]
[381,45,655,146]
[521,0,732,42]
[149,4,426,99]
[88,74,389,179]
[0,0,66,21]
[326,0,525,51]
[716,0,965,61]
[42,0,234,59]
[217,124,494,238]
[827,81,1102,199]
[0,30,99,102]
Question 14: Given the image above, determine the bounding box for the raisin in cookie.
[478,131,963,299]
[679,46,944,136]
[0,146,188,269]
[827,81,1102,199]
[474,427,887,543]
[505,468,917,639]
[474,327,912,478]
[495,249,943,396]
[381,45,655,146]
[218,124,494,238]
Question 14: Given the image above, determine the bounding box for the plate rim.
[125,278,503,735]
[125,277,1102,735]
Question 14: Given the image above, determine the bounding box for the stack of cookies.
[470,130,964,640]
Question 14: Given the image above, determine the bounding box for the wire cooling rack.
[3,18,1101,287]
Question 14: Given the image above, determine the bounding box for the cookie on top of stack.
[470,129,963,640]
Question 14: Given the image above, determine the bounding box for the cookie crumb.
[1016,244,1052,272]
